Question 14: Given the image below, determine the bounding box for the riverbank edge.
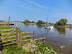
[23,22,72,28]
[24,23,36,25]
[54,25,72,28]
[0,21,14,25]
[0,23,14,25]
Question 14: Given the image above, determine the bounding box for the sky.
[0,0,72,24]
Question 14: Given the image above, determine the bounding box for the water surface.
[11,22,72,54]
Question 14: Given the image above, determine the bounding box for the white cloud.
[25,0,47,8]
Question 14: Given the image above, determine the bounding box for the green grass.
[2,44,59,54]
[22,33,27,36]
[22,37,31,40]
[1,31,11,33]
[2,45,25,54]
[0,26,14,29]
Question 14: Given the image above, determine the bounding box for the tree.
[31,21,35,23]
[55,19,67,26]
[36,20,45,25]
[24,19,31,23]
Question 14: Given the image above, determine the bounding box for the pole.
[33,31,35,42]
[16,27,18,44]
[8,16,10,27]
[19,28,21,46]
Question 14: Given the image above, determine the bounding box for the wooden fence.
[0,28,16,46]
[0,27,45,46]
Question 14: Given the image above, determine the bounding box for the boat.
[45,16,53,30]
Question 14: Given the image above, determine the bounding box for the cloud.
[25,0,47,8]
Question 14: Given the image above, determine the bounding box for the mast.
[47,16,49,26]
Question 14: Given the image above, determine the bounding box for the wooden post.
[15,23,17,28]
[8,16,10,27]
[33,31,35,41]
[18,28,20,46]
[43,35,45,44]
[0,30,1,42]
[16,27,18,44]
[16,28,21,46]
[19,28,21,46]
[0,30,2,52]
[39,38,40,45]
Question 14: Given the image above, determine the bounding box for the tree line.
[23,19,45,25]
[23,19,68,26]
[24,19,35,23]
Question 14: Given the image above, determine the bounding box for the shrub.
[24,19,31,23]
[36,20,45,25]
[31,21,35,23]
[55,19,67,26]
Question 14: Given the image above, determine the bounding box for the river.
[11,22,72,54]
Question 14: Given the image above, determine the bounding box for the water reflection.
[36,25,43,29]
[54,27,66,34]
[45,29,48,37]
[23,23,30,27]
[69,28,72,30]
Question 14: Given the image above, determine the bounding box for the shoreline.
[21,22,72,28]
[0,24,14,25]
[24,23,36,25]
[0,21,14,25]
[55,25,72,28]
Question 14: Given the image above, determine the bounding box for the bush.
[31,21,35,23]
[38,44,59,54]
[24,19,31,23]
[55,19,67,26]
[36,20,45,25]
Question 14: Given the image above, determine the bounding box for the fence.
[0,27,45,46]
[0,28,16,46]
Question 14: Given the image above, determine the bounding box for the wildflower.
[60,46,65,49]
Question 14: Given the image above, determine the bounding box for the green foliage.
[55,19,67,26]
[38,44,59,54]
[2,44,58,54]
[24,19,35,23]
[36,20,45,25]
[24,19,31,23]
[31,21,35,23]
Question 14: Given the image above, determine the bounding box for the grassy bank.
[24,23,36,25]
[0,21,14,25]
[2,44,59,54]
